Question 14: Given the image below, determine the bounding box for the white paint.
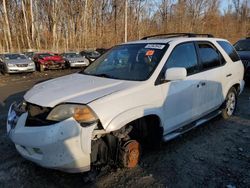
[7,37,245,173]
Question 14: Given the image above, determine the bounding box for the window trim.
[155,41,200,85]
[195,41,226,72]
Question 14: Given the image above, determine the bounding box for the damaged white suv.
[7,33,245,173]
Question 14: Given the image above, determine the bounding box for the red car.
[32,52,66,72]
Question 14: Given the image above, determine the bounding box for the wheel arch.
[105,107,164,133]
[224,80,243,99]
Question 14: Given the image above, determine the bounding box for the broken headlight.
[46,104,98,126]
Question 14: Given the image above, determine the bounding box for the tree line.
[0,0,249,52]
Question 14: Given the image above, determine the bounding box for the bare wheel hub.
[120,140,140,168]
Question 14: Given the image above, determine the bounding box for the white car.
[7,33,245,173]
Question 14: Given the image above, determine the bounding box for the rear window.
[217,41,240,62]
[198,43,221,70]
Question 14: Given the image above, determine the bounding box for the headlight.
[28,62,34,66]
[7,63,15,67]
[46,104,98,125]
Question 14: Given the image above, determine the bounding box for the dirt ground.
[0,70,249,188]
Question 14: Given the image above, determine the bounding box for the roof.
[126,37,227,45]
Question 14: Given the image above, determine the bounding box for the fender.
[105,105,163,133]
[223,79,243,99]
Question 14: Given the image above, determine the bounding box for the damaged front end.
[6,101,100,173]
[7,101,27,134]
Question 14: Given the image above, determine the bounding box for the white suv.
[7,33,245,173]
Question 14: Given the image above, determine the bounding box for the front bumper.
[239,79,245,94]
[42,62,66,69]
[70,62,89,68]
[7,104,96,173]
[6,66,35,73]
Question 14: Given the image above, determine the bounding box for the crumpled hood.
[43,56,64,61]
[24,73,138,107]
[237,51,250,60]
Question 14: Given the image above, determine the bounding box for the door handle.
[226,73,232,77]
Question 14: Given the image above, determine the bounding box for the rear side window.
[197,43,221,70]
[165,42,199,75]
[217,41,240,62]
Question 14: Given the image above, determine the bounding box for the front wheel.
[222,87,237,119]
[39,64,44,72]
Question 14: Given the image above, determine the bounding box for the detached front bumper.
[42,62,66,70]
[7,104,96,173]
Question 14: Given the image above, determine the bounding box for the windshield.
[3,54,27,60]
[234,40,250,51]
[62,53,81,58]
[82,43,168,81]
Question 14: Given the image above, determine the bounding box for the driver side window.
[165,42,199,75]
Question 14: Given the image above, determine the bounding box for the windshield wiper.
[93,73,117,79]
[78,71,119,79]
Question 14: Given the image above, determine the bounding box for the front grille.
[25,103,57,127]
[16,64,28,67]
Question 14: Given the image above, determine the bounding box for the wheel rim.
[226,92,236,116]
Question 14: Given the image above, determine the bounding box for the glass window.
[234,40,250,51]
[165,42,198,75]
[198,43,221,70]
[217,41,240,62]
[82,43,168,81]
[3,54,27,60]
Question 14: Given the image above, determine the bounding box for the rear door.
[195,41,226,114]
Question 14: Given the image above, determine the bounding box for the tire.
[222,87,237,119]
[39,64,44,72]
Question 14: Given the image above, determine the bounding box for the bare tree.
[2,0,12,51]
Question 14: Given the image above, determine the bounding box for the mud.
[0,70,249,188]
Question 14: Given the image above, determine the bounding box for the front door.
[159,42,202,133]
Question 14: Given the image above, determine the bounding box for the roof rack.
[141,33,214,40]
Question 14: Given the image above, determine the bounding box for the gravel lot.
[0,70,249,188]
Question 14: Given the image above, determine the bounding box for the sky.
[220,0,230,11]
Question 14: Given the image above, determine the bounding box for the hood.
[66,57,86,62]
[24,73,139,107]
[43,55,64,61]
[237,51,250,60]
[5,59,33,64]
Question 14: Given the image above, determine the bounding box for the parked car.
[0,53,35,75]
[23,51,36,60]
[80,50,101,63]
[96,48,110,55]
[32,52,66,72]
[234,37,250,82]
[61,52,89,68]
[7,33,245,173]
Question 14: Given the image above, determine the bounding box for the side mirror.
[165,67,187,81]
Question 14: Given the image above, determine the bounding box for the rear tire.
[222,87,237,119]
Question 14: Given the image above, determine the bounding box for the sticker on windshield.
[145,50,155,56]
[145,44,165,49]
